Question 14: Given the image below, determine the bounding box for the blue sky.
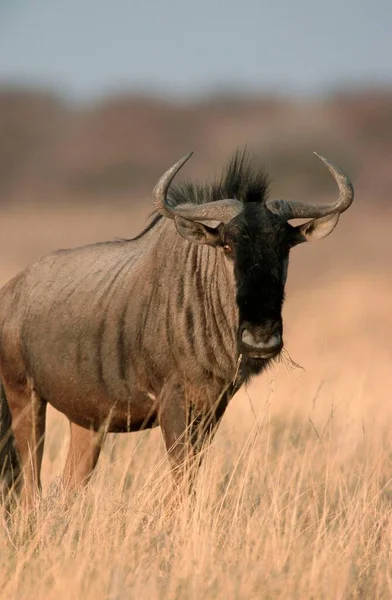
[0,0,391,101]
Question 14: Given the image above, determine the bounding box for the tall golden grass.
[0,206,391,599]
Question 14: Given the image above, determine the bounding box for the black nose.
[240,321,283,358]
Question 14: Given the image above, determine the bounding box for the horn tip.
[176,151,194,169]
[313,151,327,163]
[313,152,337,172]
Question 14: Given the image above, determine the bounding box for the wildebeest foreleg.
[62,422,104,492]
[159,380,228,497]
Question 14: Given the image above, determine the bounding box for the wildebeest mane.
[169,148,270,207]
[128,149,269,241]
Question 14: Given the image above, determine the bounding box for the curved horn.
[266,153,354,220]
[153,154,244,224]
[153,152,194,219]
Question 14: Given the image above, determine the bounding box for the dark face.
[174,198,343,362]
[222,203,294,360]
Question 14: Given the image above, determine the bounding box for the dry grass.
[0,206,391,599]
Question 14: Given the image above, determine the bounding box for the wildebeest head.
[153,152,354,360]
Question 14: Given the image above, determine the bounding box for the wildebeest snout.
[240,320,283,359]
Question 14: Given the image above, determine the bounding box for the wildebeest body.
[0,150,354,507]
[0,222,238,433]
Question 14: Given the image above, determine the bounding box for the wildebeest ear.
[292,212,340,246]
[174,216,223,246]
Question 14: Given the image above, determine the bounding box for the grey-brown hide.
[0,150,354,507]
[0,210,239,504]
[5,222,238,428]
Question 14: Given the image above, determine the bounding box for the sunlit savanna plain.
[0,202,391,599]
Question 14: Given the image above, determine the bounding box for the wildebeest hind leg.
[4,381,46,509]
[62,421,104,492]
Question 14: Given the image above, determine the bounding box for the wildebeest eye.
[223,244,232,254]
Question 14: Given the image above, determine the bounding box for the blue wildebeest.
[0,150,354,507]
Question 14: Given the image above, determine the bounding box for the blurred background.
[1,0,391,211]
[0,0,391,447]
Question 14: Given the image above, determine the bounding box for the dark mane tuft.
[169,148,269,206]
[128,149,269,241]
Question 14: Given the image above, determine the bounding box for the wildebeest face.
[222,203,292,359]
[175,203,294,359]
[173,201,338,360]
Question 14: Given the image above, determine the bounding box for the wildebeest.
[0,150,354,507]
